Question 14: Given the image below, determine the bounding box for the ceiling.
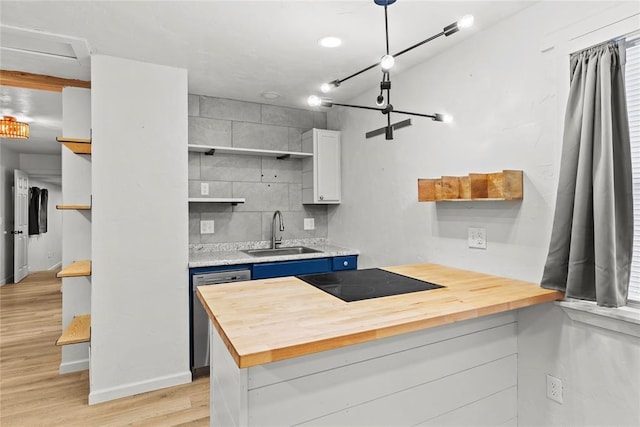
[0,1,536,156]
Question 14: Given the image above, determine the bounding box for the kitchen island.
[198,263,563,426]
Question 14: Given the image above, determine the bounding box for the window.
[626,35,640,302]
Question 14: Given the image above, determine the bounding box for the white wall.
[89,55,189,404]
[60,87,92,373]
[27,178,62,271]
[328,1,640,425]
[519,303,640,426]
[0,145,20,285]
[18,153,61,185]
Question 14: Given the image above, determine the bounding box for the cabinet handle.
[343,261,349,267]
[320,195,324,200]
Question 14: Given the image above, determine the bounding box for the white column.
[89,55,189,404]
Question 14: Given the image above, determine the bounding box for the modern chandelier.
[307,0,473,140]
[0,116,30,139]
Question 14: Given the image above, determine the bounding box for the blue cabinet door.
[332,255,358,271]
[252,258,333,279]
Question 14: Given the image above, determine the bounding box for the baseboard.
[88,370,192,405]
[59,358,90,374]
[48,262,62,271]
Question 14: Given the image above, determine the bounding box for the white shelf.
[188,144,312,159]
[188,197,245,205]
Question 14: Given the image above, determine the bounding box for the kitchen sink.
[241,246,322,257]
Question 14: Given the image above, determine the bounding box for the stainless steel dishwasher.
[191,269,251,377]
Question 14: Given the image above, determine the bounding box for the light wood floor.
[0,270,209,426]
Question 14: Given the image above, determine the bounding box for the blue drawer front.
[252,258,332,279]
[332,255,358,271]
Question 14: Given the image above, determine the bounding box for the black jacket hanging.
[29,187,41,235]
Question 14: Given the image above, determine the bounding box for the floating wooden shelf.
[57,260,91,278]
[188,197,245,205]
[56,205,91,210]
[57,137,91,154]
[188,144,312,159]
[56,314,91,346]
[418,170,523,202]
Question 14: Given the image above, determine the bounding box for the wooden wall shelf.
[56,314,91,346]
[56,205,91,210]
[418,170,523,202]
[57,137,91,155]
[57,260,92,278]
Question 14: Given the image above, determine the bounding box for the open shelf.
[57,137,91,155]
[188,197,245,205]
[418,170,523,202]
[57,260,92,278]
[56,314,91,346]
[56,205,91,210]
[188,144,312,159]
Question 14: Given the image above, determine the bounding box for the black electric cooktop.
[296,268,445,302]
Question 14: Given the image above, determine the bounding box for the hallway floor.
[0,270,209,426]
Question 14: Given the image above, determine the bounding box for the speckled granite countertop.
[189,238,359,268]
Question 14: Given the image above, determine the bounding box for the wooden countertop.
[197,263,563,368]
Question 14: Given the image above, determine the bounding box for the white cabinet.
[302,129,341,204]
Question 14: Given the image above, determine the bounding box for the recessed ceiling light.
[261,91,281,100]
[319,36,342,48]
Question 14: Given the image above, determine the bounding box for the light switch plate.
[200,182,209,196]
[468,227,487,249]
[304,218,315,230]
[200,220,215,234]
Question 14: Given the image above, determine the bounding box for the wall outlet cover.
[304,218,315,230]
[200,182,209,196]
[546,374,563,404]
[468,227,487,249]
[200,220,215,234]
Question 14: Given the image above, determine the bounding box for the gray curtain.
[541,41,633,307]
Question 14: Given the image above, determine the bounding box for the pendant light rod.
[329,102,384,112]
[393,109,437,119]
[384,5,390,55]
[323,100,441,121]
[329,30,445,87]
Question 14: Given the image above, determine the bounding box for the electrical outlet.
[304,218,315,230]
[546,374,563,404]
[200,220,215,234]
[200,182,209,196]
[468,227,487,249]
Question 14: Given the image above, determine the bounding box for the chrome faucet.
[271,210,285,249]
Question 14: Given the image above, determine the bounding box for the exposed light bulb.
[307,95,322,107]
[457,15,474,30]
[320,83,331,93]
[380,54,395,71]
[434,113,453,123]
[376,94,385,107]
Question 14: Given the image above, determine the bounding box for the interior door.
[13,169,29,283]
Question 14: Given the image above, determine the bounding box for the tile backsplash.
[188,95,329,245]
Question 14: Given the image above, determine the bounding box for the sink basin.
[241,246,322,257]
